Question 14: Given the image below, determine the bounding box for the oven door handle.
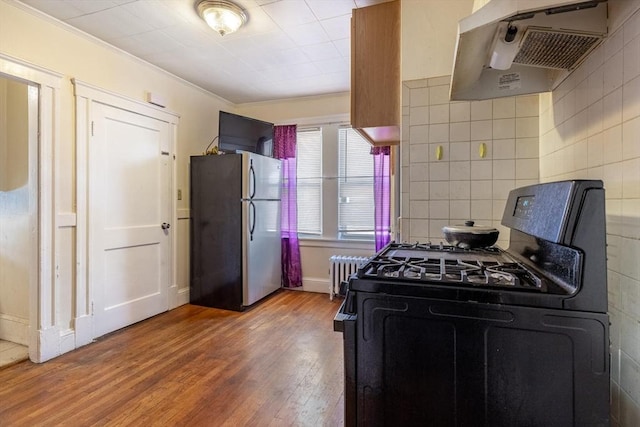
[334,299,356,332]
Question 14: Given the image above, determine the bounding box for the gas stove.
[335,180,610,426]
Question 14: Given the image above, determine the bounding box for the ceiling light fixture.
[196,0,247,36]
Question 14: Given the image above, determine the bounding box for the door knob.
[161,222,171,230]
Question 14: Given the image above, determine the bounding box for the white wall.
[0,77,30,345]
[401,0,474,81]
[236,92,350,125]
[539,1,640,425]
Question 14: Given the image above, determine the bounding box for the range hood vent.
[513,27,603,69]
[450,0,608,101]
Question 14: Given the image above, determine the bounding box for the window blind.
[338,127,374,238]
[296,127,322,235]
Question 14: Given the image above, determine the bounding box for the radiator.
[329,255,369,300]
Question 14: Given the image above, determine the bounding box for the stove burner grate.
[390,241,503,254]
[361,256,542,289]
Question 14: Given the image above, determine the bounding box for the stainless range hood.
[450,0,608,101]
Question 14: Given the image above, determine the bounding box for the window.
[338,128,374,239]
[296,124,374,241]
[296,128,322,235]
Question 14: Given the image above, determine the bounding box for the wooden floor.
[0,290,345,426]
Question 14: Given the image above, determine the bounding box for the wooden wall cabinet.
[351,0,401,146]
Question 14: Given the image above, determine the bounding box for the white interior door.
[90,102,171,338]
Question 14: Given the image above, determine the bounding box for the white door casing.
[89,102,171,338]
[0,53,61,363]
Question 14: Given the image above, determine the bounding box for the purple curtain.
[372,146,391,251]
[274,125,303,288]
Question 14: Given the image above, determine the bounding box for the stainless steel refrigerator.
[190,152,282,311]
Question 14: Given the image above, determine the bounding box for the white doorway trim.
[0,53,61,363]
[73,79,180,347]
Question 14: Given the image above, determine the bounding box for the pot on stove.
[442,220,499,249]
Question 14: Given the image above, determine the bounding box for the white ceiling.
[19,0,392,104]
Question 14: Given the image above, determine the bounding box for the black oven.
[334,180,610,427]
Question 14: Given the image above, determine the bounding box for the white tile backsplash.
[402,82,536,252]
[429,181,450,200]
[471,99,493,121]
[409,124,428,145]
[470,180,493,200]
[604,88,623,130]
[605,50,624,95]
[588,132,605,168]
[492,179,515,200]
[492,159,515,180]
[515,95,539,117]
[450,102,470,123]
[409,183,429,200]
[470,120,492,140]
[515,159,539,180]
[450,161,471,180]
[588,65,605,105]
[450,180,470,200]
[409,143,429,163]
[493,97,515,119]
[410,87,429,107]
[492,139,515,160]
[470,199,492,220]
[429,162,450,181]
[402,79,537,259]
[493,118,516,139]
[538,6,640,425]
[409,106,429,126]
[589,100,605,137]
[428,76,450,87]
[409,200,429,219]
[429,124,449,143]
[624,75,640,122]
[449,200,470,220]
[409,162,429,182]
[624,38,640,85]
[516,117,539,138]
[429,85,449,105]
[622,115,640,158]
[410,218,429,237]
[621,199,640,239]
[622,157,640,198]
[430,104,450,124]
[429,200,449,219]
[449,122,470,142]
[515,137,539,159]
[429,219,449,241]
[471,160,493,180]
[450,142,470,161]
[606,27,624,61]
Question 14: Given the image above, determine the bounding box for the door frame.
[73,79,180,347]
[0,53,61,363]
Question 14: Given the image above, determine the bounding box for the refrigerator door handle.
[249,201,256,241]
[249,160,256,199]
